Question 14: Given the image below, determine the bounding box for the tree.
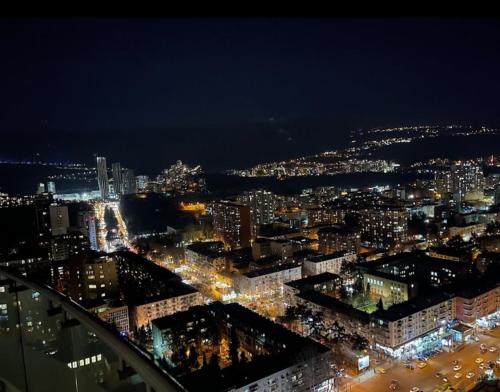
[354,273,364,293]
[329,321,346,343]
[136,325,148,346]
[188,345,199,369]
[339,285,349,299]
[296,305,314,335]
[239,351,247,364]
[177,345,187,364]
[377,297,384,311]
[209,353,220,370]
[486,222,500,235]
[280,306,298,325]
[351,333,369,351]
[202,352,208,368]
[229,326,239,366]
[307,310,324,338]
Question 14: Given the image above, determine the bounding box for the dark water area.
[205,172,428,197]
[0,164,97,195]
[0,120,353,174]
[370,134,500,164]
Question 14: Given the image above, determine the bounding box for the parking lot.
[342,328,500,392]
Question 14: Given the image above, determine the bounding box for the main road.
[344,328,500,392]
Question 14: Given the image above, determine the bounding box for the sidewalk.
[339,368,378,392]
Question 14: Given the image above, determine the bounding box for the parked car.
[453,365,462,371]
[466,372,475,379]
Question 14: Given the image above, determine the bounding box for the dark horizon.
[1,18,500,171]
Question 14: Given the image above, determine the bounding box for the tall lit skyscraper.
[450,163,484,198]
[495,185,500,206]
[122,168,137,195]
[136,175,149,191]
[212,201,251,249]
[237,189,279,236]
[46,181,56,194]
[112,162,122,196]
[36,183,46,194]
[96,156,109,200]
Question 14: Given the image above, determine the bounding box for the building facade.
[302,251,357,276]
[212,201,251,249]
[237,263,302,297]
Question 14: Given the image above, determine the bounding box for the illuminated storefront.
[375,327,447,359]
[475,310,500,329]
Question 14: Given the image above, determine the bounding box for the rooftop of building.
[224,247,252,263]
[297,290,371,322]
[372,290,454,322]
[454,278,499,299]
[256,223,300,238]
[357,251,468,274]
[81,297,127,311]
[285,272,341,290]
[292,249,320,260]
[362,269,417,284]
[305,251,353,263]
[244,261,302,278]
[250,254,282,267]
[185,241,225,258]
[289,236,316,244]
[429,246,472,258]
[129,279,199,306]
[113,250,181,281]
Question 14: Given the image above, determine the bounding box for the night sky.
[1,18,500,172]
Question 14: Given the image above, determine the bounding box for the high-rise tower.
[112,162,122,196]
[96,156,109,200]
